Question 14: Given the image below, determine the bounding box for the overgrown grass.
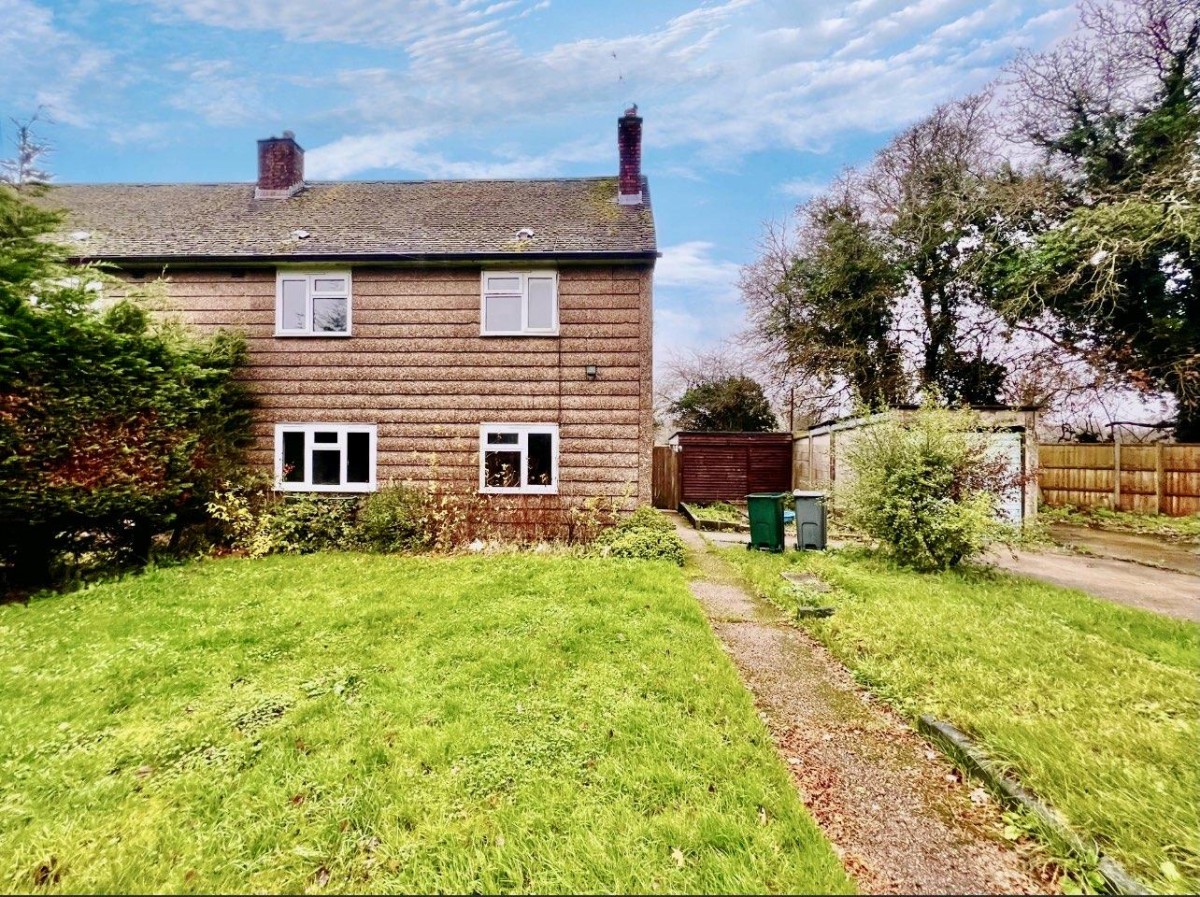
[722,547,1200,893]
[0,553,850,895]
[1041,505,1200,545]
[689,502,746,526]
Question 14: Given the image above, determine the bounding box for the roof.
[36,177,657,263]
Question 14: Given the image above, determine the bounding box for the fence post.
[1155,442,1164,515]
[1112,436,1122,510]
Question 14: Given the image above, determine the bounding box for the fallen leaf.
[291,794,306,806]
[184,870,198,883]
[969,787,989,805]
[134,765,154,780]
[671,847,685,869]
[311,866,331,888]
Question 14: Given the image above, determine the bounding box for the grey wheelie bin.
[793,490,828,550]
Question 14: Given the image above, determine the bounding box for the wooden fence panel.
[651,446,680,510]
[1037,442,1200,516]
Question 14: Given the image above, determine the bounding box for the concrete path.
[676,521,1052,894]
[986,546,1200,623]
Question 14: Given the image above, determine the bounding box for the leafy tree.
[669,375,779,432]
[993,0,1200,439]
[0,185,252,591]
[744,96,1012,412]
[749,191,908,408]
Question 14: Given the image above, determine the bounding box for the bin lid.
[793,490,827,498]
[746,492,790,498]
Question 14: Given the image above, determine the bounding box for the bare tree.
[1,110,52,188]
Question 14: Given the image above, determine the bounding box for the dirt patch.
[677,521,1054,894]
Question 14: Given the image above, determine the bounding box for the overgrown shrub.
[623,505,676,533]
[840,402,1016,570]
[593,506,687,565]
[0,186,252,593]
[355,484,431,553]
[250,496,358,557]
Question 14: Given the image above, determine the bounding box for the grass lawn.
[0,553,850,895]
[722,547,1200,893]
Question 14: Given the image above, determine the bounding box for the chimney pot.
[256,132,305,200]
[617,105,643,205]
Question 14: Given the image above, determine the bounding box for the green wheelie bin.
[745,492,789,552]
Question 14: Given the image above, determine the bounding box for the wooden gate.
[652,446,681,509]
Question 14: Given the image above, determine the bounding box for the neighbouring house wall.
[132,263,654,531]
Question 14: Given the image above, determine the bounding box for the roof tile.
[38,177,656,260]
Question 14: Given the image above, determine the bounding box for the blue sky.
[3,0,1078,364]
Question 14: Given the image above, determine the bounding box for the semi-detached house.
[46,108,657,534]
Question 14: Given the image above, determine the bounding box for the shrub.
[0,186,252,593]
[623,505,676,533]
[595,527,687,565]
[247,496,358,558]
[208,484,359,558]
[840,401,1015,571]
[355,484,431,553]
[593,506,687,564]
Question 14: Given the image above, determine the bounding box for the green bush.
[623,505,676,533]
[247,496,358,557]
[0,186,252,593]
[593,506,686,564]
[595,527,687,565]
[841,402,1013,570]
[355,484,431,552]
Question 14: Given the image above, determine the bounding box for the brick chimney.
[256,131,304,199]
[617,105,642,205]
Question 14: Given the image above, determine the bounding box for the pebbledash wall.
[142,263,654,526]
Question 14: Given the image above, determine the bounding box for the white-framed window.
[275,423,377,493]
[276,270,352,336]
[479,423,559,494]
[480,271,558,336]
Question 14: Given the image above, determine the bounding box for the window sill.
[479,331,560,338]
[274,332,353,338]
[276,483,376,494]
[479,487,559,496]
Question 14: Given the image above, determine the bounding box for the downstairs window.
[479,423,558,494]
[275,423,377,492]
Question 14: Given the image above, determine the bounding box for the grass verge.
[721,546,1200,894]
[1040,506,1200,546]
[0,552,850,895]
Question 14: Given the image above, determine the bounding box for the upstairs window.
[275,423,376,492]
[276,271,352,336]
[479,423,558,494]
[480,271,558,336]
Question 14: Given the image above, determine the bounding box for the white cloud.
[0,0,114,127]
[656,241,742,289]
[167,59,266,126]
[779,176,828,200]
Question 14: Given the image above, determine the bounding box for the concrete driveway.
[986,546,1200,623]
